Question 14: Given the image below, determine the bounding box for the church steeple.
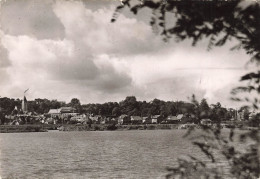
[22,88,29,112]
[22,96,28,112]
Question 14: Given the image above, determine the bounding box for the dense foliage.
[0,97,66,115]
[0,96,237,120]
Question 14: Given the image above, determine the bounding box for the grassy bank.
[0,125,47,133]
[58,124,180,131]
[1,123,249,133]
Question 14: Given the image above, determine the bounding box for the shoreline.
[0,125,47,133]
[58,124,180,131]
[0,124,182,133]
[0,124,257,133]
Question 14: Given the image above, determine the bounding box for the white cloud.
[0,0,65,39]
[0,0,253,108]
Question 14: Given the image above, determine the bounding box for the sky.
[0,0,253,107]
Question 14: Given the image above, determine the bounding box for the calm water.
[0,129,238,179]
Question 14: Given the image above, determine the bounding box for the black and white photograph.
[0,0,259,178]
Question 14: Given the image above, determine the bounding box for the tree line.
[0,96,240,122]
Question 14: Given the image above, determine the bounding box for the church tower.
[22,96,28,112]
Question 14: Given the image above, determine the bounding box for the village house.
[45,117,56,125]
[89,115,102,124]
[109,117,117,124]
[103,116,118,124]
[5,104,45,125]
[48,107,78,119]
[100,117,107,124]
[48,109,61,118]
[60,107,78,118]
[118,114,130,125]
[130,116,143,124]
[177,114,195,124]
[177,114,184,121]
[166,116,180,124]
[70,114,88,123]
[142,116,152,124]
[151,115,164,124]
[100,115,117,124]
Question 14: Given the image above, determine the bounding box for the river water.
[0,129,239,179]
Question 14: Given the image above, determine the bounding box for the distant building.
[103,115,117,124]
[70,114,88,123]
[118,115,130,125]
[177,114,184,120]
[89,115,102,124]
[167,116,180,124]
[22,96,28,112]
[48,107,77,118]
[59,107,76,114]
[142,117,151,124]
[48,109,61,118]
[130,116,143,124]
[151,115,164,124]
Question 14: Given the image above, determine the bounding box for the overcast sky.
[0,0,253,107]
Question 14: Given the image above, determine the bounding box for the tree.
[210,102,228,122]
[165,102,177,116]
[119,96,140,115]
[0,110,5,124]
[112,107,121,116]
[243,108,250,120]
[0,97,19,114]
[250,113,260,127]
[68,98,82,113]
[69,98,81,106]
[199,98,210,119]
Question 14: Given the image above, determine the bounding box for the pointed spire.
[24,96,27,102]
[22,95,28,112]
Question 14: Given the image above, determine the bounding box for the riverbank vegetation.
[0,125,46,133]
[1,96,256,125]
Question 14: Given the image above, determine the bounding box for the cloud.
[0,45,10,68]
[53,1,163,56]
[0,0,65,40]
[0,0,253,108]
[0,1,142,101]
[124,40,250,105]
[0,31,11,85]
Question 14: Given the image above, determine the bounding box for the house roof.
[152,115,161,119]
[60,107,76,113]
[201,118,211,122]
[48,109,61,114]
[177,114,184,120]
[119,114,128,118]
[131,116,142,121]
[167,116,179,121]
[89,116,101,121]
[71,116,87,122]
